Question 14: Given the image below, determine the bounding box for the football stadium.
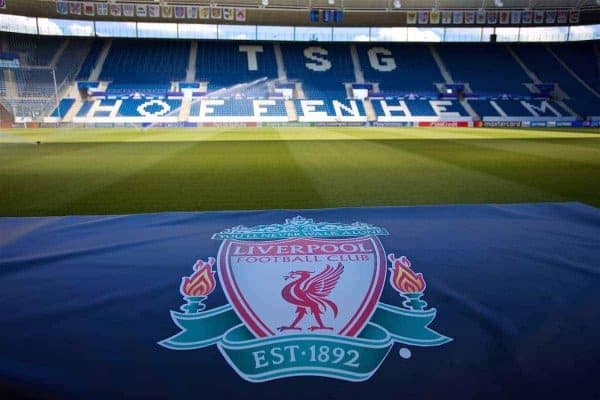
[1,0,600,399]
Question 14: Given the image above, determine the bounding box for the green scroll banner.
[159,303,451,382]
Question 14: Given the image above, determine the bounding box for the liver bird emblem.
[277,263,344,332]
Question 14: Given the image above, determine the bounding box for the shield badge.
[218,236,387,338]
[160,216,451,382]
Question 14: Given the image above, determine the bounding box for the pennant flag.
[187,6,199,19]
[175,6,186,19]
[534,10,545,24]
[476,9,486,24]
[56,1,69,15]
[430,10,440,24]
[1,203,600,397]
[96,3,108,16]
[235,8,246,22]
[148,5,160,18]
[511,10,521,24]
[441,11,452,24]
[464,11,475,25]
[499,11,509,24]
[557,10,568,24]
[545,10,557,24]
[406,11,417,25]
[418,11,429,24]
[122,4,134,17]
[211,7,222,20]
[162,5,173,18]
[522,10,533,24]
[487,11,498,24]
[223,7,235,21]
[569,10,580,24]
[453,11,464,24]
[110,4,122,17]
[200,7,210,20]
[69,2,82,15]
[136,5,147,18]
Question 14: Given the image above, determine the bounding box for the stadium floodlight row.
[0,32,599,127]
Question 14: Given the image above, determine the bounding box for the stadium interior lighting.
[393,0,402,8]
[494,0,504,6]
[328,0,335,5]
[261,0,268,6]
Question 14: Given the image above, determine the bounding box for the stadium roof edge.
[2,0,599,27]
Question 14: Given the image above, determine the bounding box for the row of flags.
[407,9,580,25]
[49,3,581,25]
[55,2,246,21]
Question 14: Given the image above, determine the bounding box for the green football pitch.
[1,127,599,216]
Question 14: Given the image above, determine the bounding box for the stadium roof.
[3,0,599,27]
[56,0,600,10]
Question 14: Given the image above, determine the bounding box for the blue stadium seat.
[196,42,278,97]
[513,44,600,118]
[50,98,75,118]
[281,44,354,99]
[99,40,189,86]
[77,40,104,80]
[437,44,531,97]
[357,44,442,97]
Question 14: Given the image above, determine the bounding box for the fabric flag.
[441,11,452,24]
[96,3,108,16]
[429,10,440,24]
[452,11,463,24]
[174,6,186,19]
[56,1,68,15]
[0,203,599,399]
[69,2,82,15]
[187,6,199,19]
[199,7,210,20]
[0,0,4,9]
[122,4,134,17]
[476,9,486,24]
[223,7,235,21]
[235,8,247,22]
[557,10,568,24]
[511,10,521,24]
[464,11,475,25]
[545,10,557,24]
[406,11,417,24]
[522,10,533,24]
[487,11,498,24]
[418,11,429,25]
[162,5,173,18]
[136,5,147,18]
[569,10,580,24]
[534,10,545,24]
[148,5,160,18]
[211,7,222,20]
[83,3,94,16]
[499,11,509,24]
[110,4,122,17]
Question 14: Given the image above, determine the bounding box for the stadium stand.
[196,42,279,97]
[1,33,599,125]
[282,43,355,99]
[513,44,600,117]
[358,44,444,97]
[436,44,532,97]
[99,39,189,95]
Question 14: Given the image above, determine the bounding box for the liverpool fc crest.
[159,217,451,382]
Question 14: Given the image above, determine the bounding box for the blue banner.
[1,203,600,398]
